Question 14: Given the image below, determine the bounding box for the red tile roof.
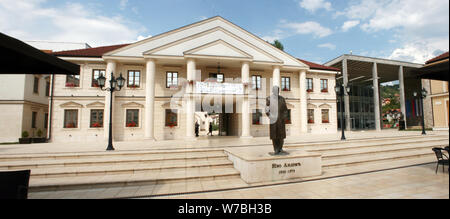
[297,58,341,71]
[425,51,449,64]
[52,44,130,57]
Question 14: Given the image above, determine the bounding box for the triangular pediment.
[60,101,84,108]
[161,101,183,109]
[319,104,332,109]
[307,103,317,109]
[105,16,308,68]
[86,101,105,108]
[183,40,253,59]
[121,102,144,108]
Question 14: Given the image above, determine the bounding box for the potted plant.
[321,88,328,93]
[65,82,76,87]
[308,119,314,124]
[65,123,76,128]
[127,121,137,127]
[19,131,31,144]
[282,88,290,92]
[32,129,46,143]
[322,120,330,124]
[91,122,103,128]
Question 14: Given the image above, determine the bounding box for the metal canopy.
[414,60,449,81]
[324,54,423,84]
[0,32,79,75]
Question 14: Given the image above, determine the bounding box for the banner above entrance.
[195,82,244,95]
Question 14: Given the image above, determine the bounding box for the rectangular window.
[165,109,178,127]
[64,109,78,128]
[44,113,48,129]
[320,79,328,92]
[306,78,314,92]
[31,112,37,128]
[252,109,263,125]
[286,109,291,124]
[90,109,104,128]
[209,73,224,83]
[322,109,330,123]
[308,109,315,124]
[252,75,262,90]
[45,81,50,97]
[66,75,80,87]
[166,72,178,88]
[127,70,141,88]
[92,69,105,87]
[33,77,39,94]
[281,77,291,91]
[126,109,139,127]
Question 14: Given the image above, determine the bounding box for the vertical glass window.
[90,109,104,128]
[308,109,315,124]
[166,72,178,88]
[128,70,140,88]
[66,75,80,87]
[252,75,261,90]
[92,69,105,87]
[286,109,291,124]
[322,109,330,123]
[320,79,328,92]
[44,113,48,129]
[281,77,290,91]
[31,112,37,128]
[45,81,50,97]
[126,109,139,127]
[33,77,39,94]
[306,78,313,92]
[165,109,178,127]
[252,109,263,125]
[64,110,78,128]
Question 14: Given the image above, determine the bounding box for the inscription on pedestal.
[272,162,302,175]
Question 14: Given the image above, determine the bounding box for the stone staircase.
[0,134,447,199]
[0,149,244,197]
[286,135,448,170]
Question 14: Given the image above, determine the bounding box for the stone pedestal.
[225,147,322,184]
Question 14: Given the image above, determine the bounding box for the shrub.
[22,131,29,138]
[36,129,43,138]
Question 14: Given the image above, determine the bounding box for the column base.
[240,136,253,139]
[144,137,156,142]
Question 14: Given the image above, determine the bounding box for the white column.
[398,66,407,129]
[186,59,196,139]
[272,66,281,89]
[342,59,351,131]
[299,70,308,133]
[145,59,156,141]
[104,60,116,140]
[241,62,251,138]
[372,62,381,131]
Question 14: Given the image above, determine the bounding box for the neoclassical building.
[50,16,339,143]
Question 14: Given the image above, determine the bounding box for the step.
[320,141,448,160]
[29,158,234,178]
[0,151,227,170]
[300,138,447,152]
[0,148,225,162]
[323,149,436,169]
[286,136,448,151]
[29,166,241,192]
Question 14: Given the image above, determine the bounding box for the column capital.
[145,58,157,63]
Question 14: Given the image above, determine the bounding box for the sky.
[0,0,448,64]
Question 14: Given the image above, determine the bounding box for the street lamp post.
[97,72,126,151]
[413,88,428,135]
[336,84,350,140]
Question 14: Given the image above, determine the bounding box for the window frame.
[252,109,263,125]
[281,77,291,91]
[90,109,104,128]
[166,71,179,88]
[31,111,37,128]
[92,69,105,87]
[125,109,140,128]
[321,109,330,124]
[252,75,262,90]
[165,109,178,127]
[64,109,78,129]
[127,70,141,88]
[66,74,80,88]
[320,79,329,93]
[306,78,314,92]
[33,77,39,94]
[209,73,225,83]
[308,109,315,124]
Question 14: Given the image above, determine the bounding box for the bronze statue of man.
[265,86,289,155]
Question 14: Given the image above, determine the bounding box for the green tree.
[271,40,284,51]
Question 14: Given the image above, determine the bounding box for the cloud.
[137,34,153,41]
[318,43,336,50]
[341,20,360,32]
[338,0,449,63]
[0,0,147,47]
[262,29,285,42]
[282,21,333,38]
[299,0,332,13]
